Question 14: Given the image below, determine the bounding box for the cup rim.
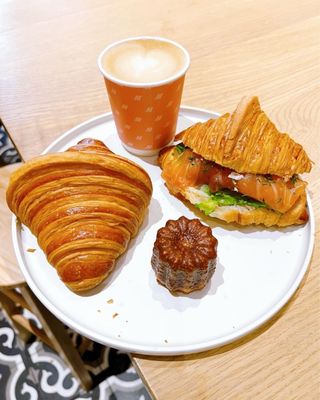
[97,35,190,88]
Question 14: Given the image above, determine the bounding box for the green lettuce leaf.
[175,143,186,154]
[196,188,267,216]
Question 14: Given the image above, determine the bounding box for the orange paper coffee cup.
[98,36,190,156]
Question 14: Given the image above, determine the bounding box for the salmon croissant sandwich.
[159,96,312,227]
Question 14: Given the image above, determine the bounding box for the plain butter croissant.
[7,138,152,291]
[159,96,312,227]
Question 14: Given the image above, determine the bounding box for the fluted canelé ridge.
[151,217,218,294]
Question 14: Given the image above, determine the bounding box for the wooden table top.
[1,1,319,398]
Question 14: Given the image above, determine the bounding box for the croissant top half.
[176,96,312,177]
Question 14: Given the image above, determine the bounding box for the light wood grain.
[0,290,33,342]
[0,1,319,399]
[0,163,25,287]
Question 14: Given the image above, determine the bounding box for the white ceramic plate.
[12,106,315,355]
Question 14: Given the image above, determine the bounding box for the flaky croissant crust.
[6,138,152,291]
[176,96,312,177]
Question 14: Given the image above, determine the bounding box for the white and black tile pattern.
[0,310,151,400]
[0,121,21,166]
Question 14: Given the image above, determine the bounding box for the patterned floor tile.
[27,341,82,399]
[0,121,21,166]
[0,309,151,400]
[0,313,41,399]
[106,366,151,400]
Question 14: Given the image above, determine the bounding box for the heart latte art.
[102,39,187,83]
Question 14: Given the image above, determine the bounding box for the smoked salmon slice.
[159,144,307,213]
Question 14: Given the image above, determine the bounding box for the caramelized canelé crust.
[6,138,152,291]
[151,216,218,294]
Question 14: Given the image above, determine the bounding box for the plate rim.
[42,105,221,155]
[11,106,315,356]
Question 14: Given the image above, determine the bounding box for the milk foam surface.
[102,40,186,83]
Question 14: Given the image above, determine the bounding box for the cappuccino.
[98,36,190,156]
[101,39,187,84]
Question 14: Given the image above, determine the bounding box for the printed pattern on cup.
[104,76,185,151]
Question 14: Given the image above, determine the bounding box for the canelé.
[151,216,218,294]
